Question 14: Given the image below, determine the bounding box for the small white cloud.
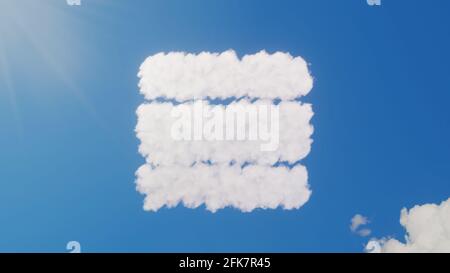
[357,228,372,237]
[350,214,370,235]
[350,214,371,237]
[367,197,450,253]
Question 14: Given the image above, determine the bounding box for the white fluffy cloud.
[136,164,310,212]
[135,50,314,212]
[136,100,313,166]
[138,50,313,101]
[367,198,450,253]
[350,214,371,237]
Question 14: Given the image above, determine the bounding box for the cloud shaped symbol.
[135,50,314,212]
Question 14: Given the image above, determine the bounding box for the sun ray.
[0,43,24,140]
[0,0,108,131]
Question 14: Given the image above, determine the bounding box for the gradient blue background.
[0,0,449,252]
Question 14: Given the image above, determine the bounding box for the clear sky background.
[0,0,449,252]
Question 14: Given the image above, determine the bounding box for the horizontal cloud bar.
[136,163,311,212]
[136,100,314,166]
[138,50,313,101]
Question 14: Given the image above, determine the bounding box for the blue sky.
[0,0,449,252]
